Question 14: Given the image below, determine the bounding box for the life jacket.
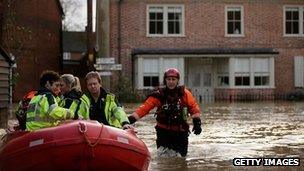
[148,86,188,129]
[15,90,37,130]
[60,89,83,120]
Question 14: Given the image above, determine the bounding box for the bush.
[286,89,304,101]
[113,74,141,103]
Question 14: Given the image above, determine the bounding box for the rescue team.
[18,68,202,157]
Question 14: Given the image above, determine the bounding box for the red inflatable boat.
[0,120,150,171]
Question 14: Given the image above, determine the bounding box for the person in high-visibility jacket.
[82,71,131,129]
[26,70,74,131]
[128,68,202,157]
[59,74,89,119]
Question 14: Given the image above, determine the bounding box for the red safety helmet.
[164,68,180,80]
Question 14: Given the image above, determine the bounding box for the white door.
[187,59,214,103]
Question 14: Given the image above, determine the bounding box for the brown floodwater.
[124,101,304,171]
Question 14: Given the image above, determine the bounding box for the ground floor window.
[143,75,159,87]
[254,75,269,86]
[218,75,229,86]
[143,58,159,88]
[235,75,250,86]
[234,57,270,87]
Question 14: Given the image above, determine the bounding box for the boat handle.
[78,122,88,133]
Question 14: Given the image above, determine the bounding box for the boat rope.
[78,122,104,158]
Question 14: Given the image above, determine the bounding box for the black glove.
[192,118,202,135]
[128,115,137,124]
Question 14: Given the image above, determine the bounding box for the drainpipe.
[118,0,122,67]
[87,0,93,63]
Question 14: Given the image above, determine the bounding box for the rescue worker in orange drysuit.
[128,68,202,157]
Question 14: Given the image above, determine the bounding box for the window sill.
[283,34,304,37]
[225,34,245,38]
[147,34,186,38]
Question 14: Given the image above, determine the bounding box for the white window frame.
[253,58,270,86]
[216,59,230,87]
[233,57,272,88]
[218,74,229,87]
[143,58,159,89]
[225,5,244,37]
[147,4,185,37]
[283,6,304,37]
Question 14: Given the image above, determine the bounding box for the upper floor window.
[225,6,244,37]
[147,5,184,37]
[284,6,304,36]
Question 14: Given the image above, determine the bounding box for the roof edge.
[131,48,279,56]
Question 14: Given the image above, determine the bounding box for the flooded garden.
[125,101,304,170]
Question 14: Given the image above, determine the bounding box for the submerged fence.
[196,92,303,104]
[135,89,304,104]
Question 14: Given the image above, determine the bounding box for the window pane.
[262,76,269,85]
[228,22,234,34]
[235,11,241,20]
[255,76,269,86]
[175,13,181,20]
[235,58,250,72]
[243,77,250,85]
[149,22,155,34]
[168,13,175,20]
[175,22,180,34]
[228,11,234,20]
[157,22,163,34]
[286,22,292,34]
[144,59,158,73]
[157,13,163,20]
[150,13,156,20]
[152,77,159,86]
[218,76,229,86]
[292,11,299,20]
[143,77,151,87]
[235,77,242,86]
[286,11,292,20]
[254,58,269,72]
[293,21,299,33]
[254,77,261,86]
[235,22,241,33]
[168,21,174,34]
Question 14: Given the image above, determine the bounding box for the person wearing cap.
[81,71,132,129]
[128,68,202,157]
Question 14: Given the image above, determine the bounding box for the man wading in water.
[128,68,202,157]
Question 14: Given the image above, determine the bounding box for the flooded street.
[125,101,304,171]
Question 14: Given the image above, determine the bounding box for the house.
[62,31,87,75]
[0,45,13,127]
[0,0,63,101]
[97,0,304,102]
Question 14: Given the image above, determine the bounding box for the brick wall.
[109,0,304,95]
[1,0,62,101]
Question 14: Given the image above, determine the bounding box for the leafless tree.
[60,0,86,31]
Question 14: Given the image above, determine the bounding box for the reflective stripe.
[112,106,122,114]
[47,103,57,114]
[27,115,57,123]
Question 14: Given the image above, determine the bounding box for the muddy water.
[124,101,304,171]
